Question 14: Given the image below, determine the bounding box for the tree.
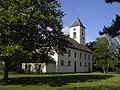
[100,0,120,38]
[0,0,65,81]
[99,0,120,54]
[93,38,113,73]
[99,14,120,38]
[86,41,95,51]
[105,0,120,3]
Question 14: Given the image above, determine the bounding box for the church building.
[22,17,92,73]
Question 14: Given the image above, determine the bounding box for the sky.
[59,0,120,43]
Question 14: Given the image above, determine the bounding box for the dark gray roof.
[63,37,92,53]
[70,17,86,28]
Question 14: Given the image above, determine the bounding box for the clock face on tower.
[73,28,76,31]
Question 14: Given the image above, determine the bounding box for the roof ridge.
[70,17,86,28]
[63,37,92,53]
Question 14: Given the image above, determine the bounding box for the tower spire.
[70,17,86,45]
[70,17,86,29]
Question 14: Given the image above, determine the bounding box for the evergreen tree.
[105,0,120,3]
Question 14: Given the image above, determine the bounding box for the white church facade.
[22,17,92,73]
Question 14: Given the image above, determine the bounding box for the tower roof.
[70,17,86,28]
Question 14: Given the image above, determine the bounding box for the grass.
[0,72,120,90]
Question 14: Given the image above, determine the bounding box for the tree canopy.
[0,0,65,81]
[105,0,120,3]
[86,41,95,51]
[99,14,120,38]
[93,37,113,73]
[99,1,120,47]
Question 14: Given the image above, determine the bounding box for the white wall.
[57,47,92,73]
[70,26,80,44]
[21,49,92,73]
[22,63,46,73]
[70,26,85,45]
[46,63,56,73]
[51,52,59,72]
[58,48,74,72]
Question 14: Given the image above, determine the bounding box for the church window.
[74,52,76,58]
[82,32,84,36]
[61,53,64,56]
[68,61,71,66]
[38,65,41,70]
[73,32,76,38]
[61,60,64,66]
[81,28,84,31]
[28,64,31,73]
[80,52,82,59]
[25,64,28,70]
[68,50,71,57]
[84,53,87,60]
[80,62,82,67]
[88,54,90,60]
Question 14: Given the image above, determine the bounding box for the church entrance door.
[74,61,76,73]
[88,62,91,72]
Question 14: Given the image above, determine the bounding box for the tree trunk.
[106,64,109,73]
[102,65,106,74]
[3,57,9,82]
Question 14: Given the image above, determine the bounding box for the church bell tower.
[70,17,86,45]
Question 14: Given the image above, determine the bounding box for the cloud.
[62,27,70,35]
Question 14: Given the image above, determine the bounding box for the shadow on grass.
[0,74,113,87]
[57,85,120,90]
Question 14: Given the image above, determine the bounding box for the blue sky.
[59,0,120,42]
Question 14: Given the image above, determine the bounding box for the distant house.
[22,17,92,73]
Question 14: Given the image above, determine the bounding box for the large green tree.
[93,38,114,73]
[0,0,65,81]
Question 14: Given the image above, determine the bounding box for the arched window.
[61,60,64,66]
[68,50,71,57]
[88,54,90,60]
[82,32,84,36]
[68,61,71,66]
[73,32,76,38]
[28,64,31,73]
[61,53,64,56]
[25,64,27,70]
[84,53,87,60]
[80,52,82,59]
[74,52,76,58]
[38,65,41,70]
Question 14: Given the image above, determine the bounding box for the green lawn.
[0,73,120,90]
